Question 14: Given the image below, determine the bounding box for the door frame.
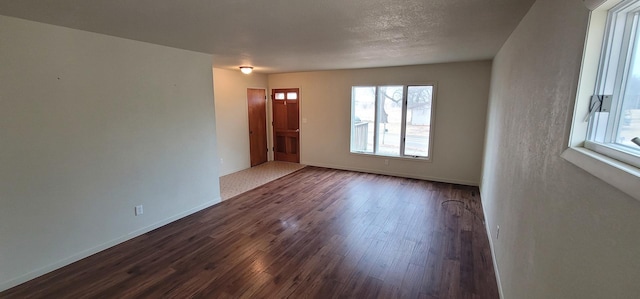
[247,88,268,167]
[271,88,300,163]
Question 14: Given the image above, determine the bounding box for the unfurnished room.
[1,0,640,298]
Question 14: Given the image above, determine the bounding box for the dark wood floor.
[1,167,499,299]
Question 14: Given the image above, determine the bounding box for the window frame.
[563,0,640,202]
[350,83,437,160]
[586,0,640,162]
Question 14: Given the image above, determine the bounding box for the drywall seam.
[0,197,221,292]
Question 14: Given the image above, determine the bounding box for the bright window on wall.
[563,0,640,202]
[587,0,640,168]
[350,84,436,159]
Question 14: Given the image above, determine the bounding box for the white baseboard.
[303,161,479,186]
[0,197,221,292]
[479,186,504,299]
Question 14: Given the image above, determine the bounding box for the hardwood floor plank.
[460,230,476,294]
[401,263,426,298]
[0,167,499,299]
[382,238,415,288]
[378,282,403,299]
[439,259,462,298]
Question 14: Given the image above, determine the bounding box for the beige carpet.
[219,161,306,200]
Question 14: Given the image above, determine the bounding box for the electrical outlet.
[384,159,389,165]
[496,225,500,239]
[135,205,144,216]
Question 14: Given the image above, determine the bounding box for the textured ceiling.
[0,0,535,73]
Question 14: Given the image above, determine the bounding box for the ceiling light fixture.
[239,66,253,74]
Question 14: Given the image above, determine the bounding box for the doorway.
[272,88,300,163]
[247,88,268,167]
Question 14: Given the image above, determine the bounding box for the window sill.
[561,146,640,201]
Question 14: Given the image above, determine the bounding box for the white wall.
[213,68,269,176]
[481,0,640,298]
[268,62,491,185]
[0,16,220,291]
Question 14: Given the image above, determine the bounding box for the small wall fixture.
[239,66,253,74]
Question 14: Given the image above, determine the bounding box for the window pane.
[275,92,285,100]
[376,86,403,156]
[351,87,375,153]
[287,92,298,100]
[404,86,433,157]
[616,21,640,153]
